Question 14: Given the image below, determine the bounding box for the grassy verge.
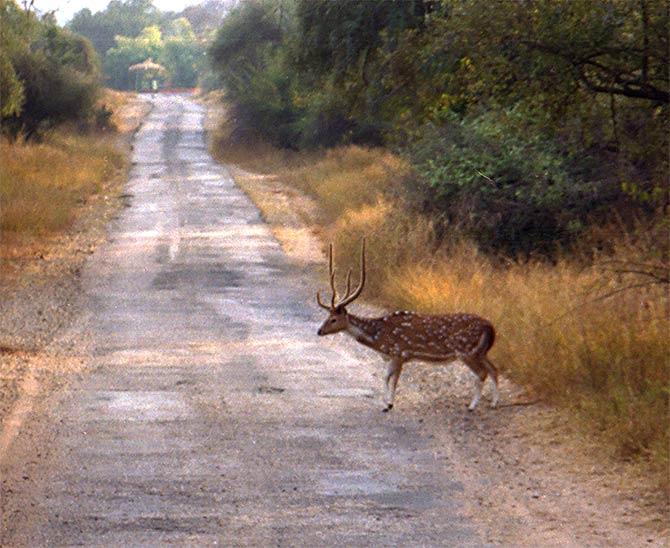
[212,113,669,490]
[0,90,143,261]
[0,133,124,237]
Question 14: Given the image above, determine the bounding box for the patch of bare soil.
[0,94,151,442]
[215,142,669,545]
[403,366,669,546]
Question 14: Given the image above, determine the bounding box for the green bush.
[208,1,300,147]
[289,85,351,148]
[7,49,100,138]
[0,2,102,139]
[162,38,201,87]
[0,48,24,117]
[405,113,621,256]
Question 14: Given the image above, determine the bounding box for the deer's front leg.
[383,359,403,412]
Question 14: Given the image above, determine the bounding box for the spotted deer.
[316,239,499,412]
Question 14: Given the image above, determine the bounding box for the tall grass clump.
[341,188,668,482]
[277,146,408,223]
[0,132,124,238]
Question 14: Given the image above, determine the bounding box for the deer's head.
[316,239,366,336]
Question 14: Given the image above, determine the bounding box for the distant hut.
[128,58,167,92]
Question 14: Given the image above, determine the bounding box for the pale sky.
[34,0,200,24]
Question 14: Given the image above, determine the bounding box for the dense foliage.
[0,0,102,138]
[67,0,160,56]
[209,0,668,256]
[69,0,218,89]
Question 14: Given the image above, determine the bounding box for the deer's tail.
[472,323,495,358]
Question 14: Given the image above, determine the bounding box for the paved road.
[2,95,481,545]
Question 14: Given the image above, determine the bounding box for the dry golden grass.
[0,88,144,252]
[390,258,668,463]
[277,147,409,224]
[98,89,152,135]
[212,125,669,486]
[0,132,124,241]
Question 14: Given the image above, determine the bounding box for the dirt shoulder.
[0,94,151,442]
[212,126,669,544]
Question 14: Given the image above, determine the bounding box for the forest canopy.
[67,0,227,89]
[208,0,669,256]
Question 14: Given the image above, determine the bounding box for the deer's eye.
[330,318,337,323]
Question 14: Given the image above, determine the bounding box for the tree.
[161,17,203,87]
[0,50,24,116]
[1,0,102,138]
[433,0,669,108]
[180,0,236,37]
[0,0,29,116]
[208,1,297,144]
[68,0,161,57]
[104,25,163,89]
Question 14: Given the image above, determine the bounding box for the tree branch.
[520,39,669,103]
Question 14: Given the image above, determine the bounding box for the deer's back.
[378,310,494,359]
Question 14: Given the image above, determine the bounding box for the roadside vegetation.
[209,0,669,489]
[0,130,124,241]
[0,1,135,259]
[213,128,669,483]
[0,0,105,139]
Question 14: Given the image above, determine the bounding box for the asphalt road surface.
[1,95,483,545]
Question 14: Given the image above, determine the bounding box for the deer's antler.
[337,238,366,308]
[316,239,366,310]
[317,243,336,309]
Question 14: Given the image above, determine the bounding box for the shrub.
[405,112,623,256]
[0,49,24,117]
[208,1,299,147]
[7,50,100,138]
[0,5,102,139]
[293,87,355,149]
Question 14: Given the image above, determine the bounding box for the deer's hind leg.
[482,356,500,408]
[462,357,488,411]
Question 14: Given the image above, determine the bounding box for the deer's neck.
[346,313,385,350]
